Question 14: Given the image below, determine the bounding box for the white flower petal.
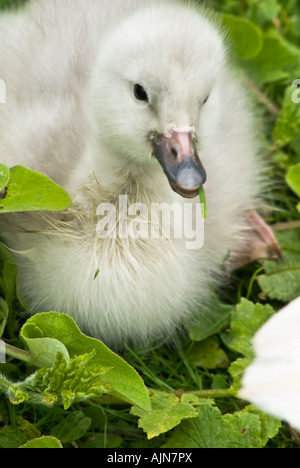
[240,297,300,429]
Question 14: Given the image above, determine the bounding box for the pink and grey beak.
[150,131,206,199]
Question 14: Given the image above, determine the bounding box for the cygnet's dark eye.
[134,84,149,102]
[203,95,209,105]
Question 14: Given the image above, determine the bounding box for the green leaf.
[28,352,110,409]
[79,433,123,449]
[258,229,300,302]
[198,187,207,218]
[286,163,300,197]
[20,313,150,411]
[222,300,275,393]
[0,297,8,338]
[20,322,71,369]
[163,403,280,448]
[131,390,213,439]
[1,352,110,409]
[1,313,150,411]
[20,437,63,449]
[222,299,274,357]
[0,372,30,405]
[0,260,17,314]
[187,338,229,369]
[0,166,71,213]
[0,426,29,448]
[273,88,300,147]
[0,416,41,448]
[243,406,281,447]
[249,31,299,84]
[221,14,263,59]
[51,411,92,443]
[187,296,232,342]
[0,164,10,192]
[271,150,292,170]
[254,0,280,22]
[228,357,253,393]
[15,416,41,442]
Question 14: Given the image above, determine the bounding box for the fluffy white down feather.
[0,0,265,347]
[240,297,300,430]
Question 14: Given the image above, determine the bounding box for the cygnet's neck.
[72,138,173,205]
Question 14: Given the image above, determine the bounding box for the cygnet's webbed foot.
[227,210,283,272]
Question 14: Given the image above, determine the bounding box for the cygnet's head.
[90,3,226,198]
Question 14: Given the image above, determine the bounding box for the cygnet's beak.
[149,131,207,199]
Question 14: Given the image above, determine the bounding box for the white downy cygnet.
[0,0,281,348]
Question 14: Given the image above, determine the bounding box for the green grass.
[0,0,300,449]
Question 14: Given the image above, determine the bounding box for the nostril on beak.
[171,147,178,159]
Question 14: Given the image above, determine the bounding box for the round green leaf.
[221,15,263,60]
[250,31,299,84]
